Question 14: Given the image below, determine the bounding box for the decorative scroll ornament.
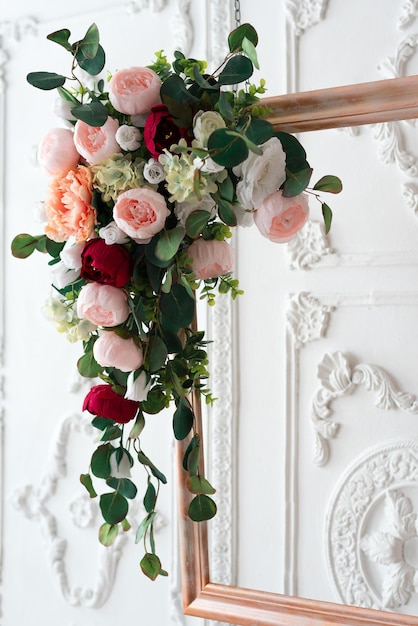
[286,292,334,349]
[312,352,418,466]
[399,0,418,29]
[286,220,334,270]
[286,0,329,36]
[11,413,166,607]
[326,442,418,611]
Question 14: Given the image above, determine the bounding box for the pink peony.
[38,128,80,175]
[93,330,143,372]
[108,67,162,116]
[254,190,309,243]
[77,282,130,327]
[113,187,170,242]
[187,238,233,279]
[73,117,121,165]
[44,166,95,243]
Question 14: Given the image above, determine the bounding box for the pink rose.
[254,190,309,243]
[93,330,143,372]
[187,238,233,279]
[108,67,162,116]
[113,187,170,242]
[77,282,129,327]
[73,117,121,165]
[38,128,80,175]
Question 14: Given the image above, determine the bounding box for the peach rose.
[108,67,162,116]
[44,166,95,243]
[113,187,170,242]
[93,330,143,372]
[73,117,121,165]
[77,282,130,327]
[254,190,309,243]
[187,238,233,279]
[38,128,80,175]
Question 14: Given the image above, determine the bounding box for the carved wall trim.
[208,0,232,67]
[326,441,418,611]
[286,221,334,270]
[399,0,418,29]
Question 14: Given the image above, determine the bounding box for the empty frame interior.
[175,75,418,626]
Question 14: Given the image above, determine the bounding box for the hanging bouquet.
[11,23,341,580]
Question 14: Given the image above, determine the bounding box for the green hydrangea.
[91,154,146,202]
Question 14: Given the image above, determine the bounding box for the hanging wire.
[234,0,241,28]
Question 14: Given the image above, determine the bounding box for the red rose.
[144,104,189,158]
[80,238,132,287]
[83,384,139,424]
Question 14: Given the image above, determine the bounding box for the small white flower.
[143,158,166,184]
[50,260,80,289]
[125,370,152,402]
[233,204,255,227]
[60,238,84,270]
[98,221,130,245]
[115,124,142,151]
[109,451,132,479]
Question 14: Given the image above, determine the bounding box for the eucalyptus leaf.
[218,198,238,227]
[128,412,146,439]
[217,91,235,122]
[98,523,119,547]
[71,101,108,126]
[173,398,194,440]
[242,36,259,69]
[155,226,185,262]
[322,202,333,234]
[245,118,273,146]
[140,553,162,581]
[77,23,100,59]
[218,55,253,86]
[137,451,167,484]
[77,350,102,378]
[11,234,45,259]
[187,475,216,495]
[185,210,211,238]
[313,175,343,194]
[47,28,72,52]
[147,334,168,373]
[135,511,156,543]
[282,167,313,197]
[26,71,66,90]
[141,387,167,415]
[207,127,249,167]
[100,491,129,525]
[160,283,195,328]
[91,443,114,479]
[143,481,157,513]
[80,473,97,498]
[77,44,106,76]
[188,494,217,521]
[228,23,258,52]
[106,477,138,500]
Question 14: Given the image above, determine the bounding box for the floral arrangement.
[11,23,341,580]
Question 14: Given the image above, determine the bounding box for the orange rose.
[44,166,96,243]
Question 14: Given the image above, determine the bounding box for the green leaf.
[217,91,235,122]
[92,416,110,431]
[27,71,66,90]
[121,518,131,532]
[80,473,97,498]
[185,210,211,238]
[77,44,106,76]
[137,451,167,484]
[218,198,237,227]
[106,477,138,499]
[192,65,219,91]
[128,412,146,439]
[47,28,72,52]
[77,23,100,60]
[11,234,45,259]
[145,235,172,268]
[322,202,333,234]
[187,475,216,495]
[77,350,102,378]
[160,283,195,328]
[245,118,273,146]
[160,73,199,105]
[143,482,157,513]
[219,176,234,202]
[148,335,168,373]
[100,492,129,525]
[98,522,119,547]
[46,238,65,258]
[140,553,162,581]
[282,167,313,197]
[242,36,259,69]
[71,101,108,127]
[155,226,185,262]
[141,387,167,414]
[91,443,114,479]
[173,398,194,440]
[218,55,253,86]
[99,424,122,442]
[188,494,217,521]
[207,127,249,167]
[313,175,343,194]
[275,131,309,173]
[135,511,156,543]
[182,435,200,472]
[228,23,258,52]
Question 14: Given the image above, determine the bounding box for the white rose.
[174,194,217,227]
[234,137,286,210]
[51,97,76,124]
[50,261,80,289]
[115,124,142,151]
[125,370,152,402]
[109,450,132,478]
[143,158,166,184]
[193,110,226,146]
[193,156,225,174]
[98,221,130,245]
[60,238,85,270]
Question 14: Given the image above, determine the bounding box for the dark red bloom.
[83,384,139,424]
[80,238,132,287]
[144,104,189,158]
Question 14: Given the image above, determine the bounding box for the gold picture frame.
[176,75,418,626]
